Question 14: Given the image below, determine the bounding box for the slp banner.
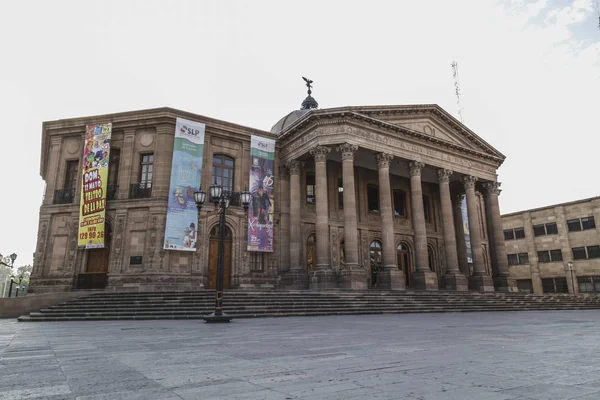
[247,136,275,252]
[163,118,205,251]
[78,123,112,249]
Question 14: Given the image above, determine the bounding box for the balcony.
[53,188,76,204]
[129,183,152,199]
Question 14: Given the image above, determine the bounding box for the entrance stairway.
[17,290,600,321]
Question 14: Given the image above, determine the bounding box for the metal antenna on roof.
[451,61,465,123]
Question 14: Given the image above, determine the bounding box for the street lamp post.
[567,260,575,294]
[1,253,17,297]
[195,183,251,323]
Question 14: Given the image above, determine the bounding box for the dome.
[270,109,311,134]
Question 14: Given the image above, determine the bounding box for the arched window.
[370,240,382,285]
[367,184,379,213]
[307,234,316,274]
[428,245,436,272]
[212,155,234,193]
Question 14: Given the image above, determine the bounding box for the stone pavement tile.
[173,381,265,400]
[209,389,299,400]
[74,387,182,400]
[373,378,462,398]
[415,386,523,400]
[577,380,600,390]
[298,387,392,400]
[263,380,363,398]
[247,371,309,385]
[499,383,599,400]
[0,384,72,400]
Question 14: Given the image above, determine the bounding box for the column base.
[493,274,517,292]
[411,270,439,291]
[280,270,308,290]
[443,271,469,291]
[377,267,406,290]
[309,266,337,290]
[338,265,368,290]
[468,274,495,292]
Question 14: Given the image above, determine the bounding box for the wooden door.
[207,226,232,290]
[86,225,111,274]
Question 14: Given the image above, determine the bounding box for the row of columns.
[284,143,515,292]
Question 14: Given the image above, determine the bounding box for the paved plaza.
[2,311,600,400]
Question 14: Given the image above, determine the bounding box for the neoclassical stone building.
[30,96,516,293]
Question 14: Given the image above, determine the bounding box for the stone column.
[282,160,307,289]
[462,176,494,291]
[278,166,290,274]
[409,161,438,290]
[337,143,368,289]
[376,153,405,290]
[452,194,470,277]
[438,169,468,291]
[309,145,336,289]
[483,181,517,292]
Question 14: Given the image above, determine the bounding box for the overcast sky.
[0,0,598,266]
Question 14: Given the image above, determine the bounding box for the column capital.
[285,160,304,176]
[375,153,394,169]
[408,161,425,177]
[482,181,502,196]
[337,143,358,161]
[461,175,478,190]
[437,168,453,183]
[310,145,331,163]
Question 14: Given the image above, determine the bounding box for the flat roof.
[502,196,600,218]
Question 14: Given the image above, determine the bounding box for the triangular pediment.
[350,105,504,159]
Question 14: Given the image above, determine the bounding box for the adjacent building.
[502,197,600,294]
[30,93,517,294]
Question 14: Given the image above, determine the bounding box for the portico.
[275,105,516,292]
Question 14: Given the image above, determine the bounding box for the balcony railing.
[75,273,108,290]
[130,183,152,199]
[209,191,241,207]
[53,188,76,204]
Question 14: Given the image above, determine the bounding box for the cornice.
[278,111,503,164]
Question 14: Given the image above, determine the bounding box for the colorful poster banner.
[78,123,112,249]
[247,136,275,252]
[163,118,205,251]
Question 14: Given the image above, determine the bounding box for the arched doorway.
[307,233,316,276]
[370,240,382,286]
[207,225,232,289]
[397,242,411,287]
[80,223,112,289]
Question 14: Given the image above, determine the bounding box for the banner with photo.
[163,118,206,251]
[78,123,112,249]
[247,136,275,252]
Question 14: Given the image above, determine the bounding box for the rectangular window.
[393,190,406,217]
[516,279,533,293]
[514,228,525,239]
[573,247,587,260]
[507,254,519,266]
[504,229,515,241]
[423,196,431,221]
[550,249,563,262]
[64,160,79,190]
[338,178,343,209]
[518,253,529,264]
[249,253,264,272]
[542,278,557,293]
[537,251,551,263]
[545,223,558,235]
[568,219,582,232]
[140,153,154,188]
[306,173,315,204]
[594,277,600,293]
[587,245,600,259]
[578,277,593,293]
[533,224,546,237]
[367,184,379,213]
[554,278,569,293]
[582,217,596,231]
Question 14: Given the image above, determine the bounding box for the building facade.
[30,102,517,293]
[502,197,600,294]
